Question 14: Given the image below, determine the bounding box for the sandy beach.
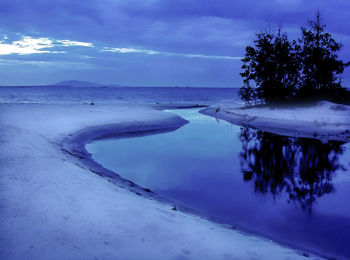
[0,102,323,260]
[201,101,350,142]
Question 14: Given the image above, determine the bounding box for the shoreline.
[200,101,350,143]
[67,106,343,260]
[0,102,324,259]
[60,114,189,201]
[61,106,330,260]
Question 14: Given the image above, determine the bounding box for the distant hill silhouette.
[53,80,125,88]
[53,80,107,87]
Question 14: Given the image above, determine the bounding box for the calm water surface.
[87,109,350,259]
[0,86,239,105]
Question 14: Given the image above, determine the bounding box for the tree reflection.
[239,127,346,213]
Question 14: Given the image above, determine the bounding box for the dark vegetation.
[239,11,350,106]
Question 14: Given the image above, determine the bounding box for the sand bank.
[201,101,350,142]
[0,103,320,259]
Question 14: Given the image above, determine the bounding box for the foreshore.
[0,102,324,259]
[201,101,350,142]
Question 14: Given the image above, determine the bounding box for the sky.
[0,0,349,87]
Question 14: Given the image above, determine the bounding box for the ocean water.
[0,86,240,105]
[87,109,350,260]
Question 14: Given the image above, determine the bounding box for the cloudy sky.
[0,0,349,87]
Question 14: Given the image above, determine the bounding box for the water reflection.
[88,110,350,259]
[239,127,346,213]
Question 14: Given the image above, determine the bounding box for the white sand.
[0,103,321,259]
[201,101,350,142]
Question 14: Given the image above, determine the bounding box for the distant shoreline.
[0,84,241,89]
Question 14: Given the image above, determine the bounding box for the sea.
[0,86,241,105]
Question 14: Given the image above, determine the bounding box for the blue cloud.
[0,0,349,86]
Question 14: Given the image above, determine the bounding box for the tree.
[298,11,349,99]
[240,29,300,105]
[239,11,349,105]
[238,83,256,106]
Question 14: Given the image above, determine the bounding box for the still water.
[87,109,350,259]
[0,86,239,105]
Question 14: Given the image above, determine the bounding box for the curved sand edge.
[60,114,189,200]
[0,103,322,259]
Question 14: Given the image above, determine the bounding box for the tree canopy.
[240,11,349,105]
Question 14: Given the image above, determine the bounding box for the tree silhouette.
[298,11,349,100]
[239,11,349,105]
[240,29,300,105]
[239,127,345,213]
